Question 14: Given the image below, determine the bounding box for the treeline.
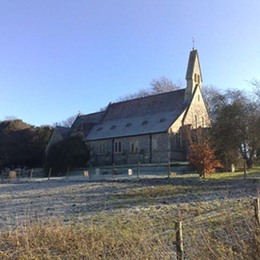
[0,119,53,169]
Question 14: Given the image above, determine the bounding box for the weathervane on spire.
[192,36,195,50]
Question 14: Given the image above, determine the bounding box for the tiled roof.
[86,89,186,140]
[71,112,105,136]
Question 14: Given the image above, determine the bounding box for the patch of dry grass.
[1,197,259,259]
[0,215,174,260]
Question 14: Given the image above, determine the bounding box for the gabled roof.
[86,89,186,140]
[72,112,105,128]
[56,126,71,139]
[71,112,105,136]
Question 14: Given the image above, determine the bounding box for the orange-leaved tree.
[185,127,223,178]
[188,141,223,178]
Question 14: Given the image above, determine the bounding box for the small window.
[130,143,135,152]
[130,141,139,153]
[198,94,200,102]
[97,127,103,131]
[110,125,116,130]
[201,117,205,127]
[194,73,197,82]
[159,118,166,123]
[195,115,198,128]
[126,123,132,127]
[142,120,148,125]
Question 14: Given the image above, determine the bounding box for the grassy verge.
[205,166,260,179]
[0,215,174,259]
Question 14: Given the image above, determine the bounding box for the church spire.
[184,48,202,103]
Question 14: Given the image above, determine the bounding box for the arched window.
[201,117,205,127]
[114,140,122,153]
[195,115,198,128]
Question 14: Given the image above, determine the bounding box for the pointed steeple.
[184,49,202,103]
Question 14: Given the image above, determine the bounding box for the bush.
[188,142,223,178]
[44,137,90,175]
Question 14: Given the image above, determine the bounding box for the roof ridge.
[112,88,185,106]
[56,126,70,129]
[78,111,104,117]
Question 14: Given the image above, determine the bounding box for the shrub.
[44,136,90,175]
[188,142,223,178]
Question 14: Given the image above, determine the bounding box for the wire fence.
[0,163,194,182]
[182,197,260,259]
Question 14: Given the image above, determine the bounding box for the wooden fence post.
[243,159,247,180]
[30,169,33,180]
[175,221,184,260]
[137,162,140,179]
[168,161,171,179]
[255,198,260,227]
[66,167,69,179]
[17,169,20,181]
[48,168,52,180]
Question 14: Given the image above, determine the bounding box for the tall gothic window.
[114,140,122,153]
[201,116,205,127]
[130,141,139,153]
[195,115,198,128]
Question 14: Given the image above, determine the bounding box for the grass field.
[0,167,260,259]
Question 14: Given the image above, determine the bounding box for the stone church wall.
[183,87,210,128]
[88,132,185,166]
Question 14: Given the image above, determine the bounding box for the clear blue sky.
[0,0,259,126]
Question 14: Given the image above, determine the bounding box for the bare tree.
[118,76,180,101]
[150,76,180,94]
[202,85,224,122]
[251,79,260,100]
[54,114,79,128]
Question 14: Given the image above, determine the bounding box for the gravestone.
[95,168,100,176]
[83,171,89,178]
[8,171,17,179]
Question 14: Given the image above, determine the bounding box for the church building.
[47,49,210,166]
